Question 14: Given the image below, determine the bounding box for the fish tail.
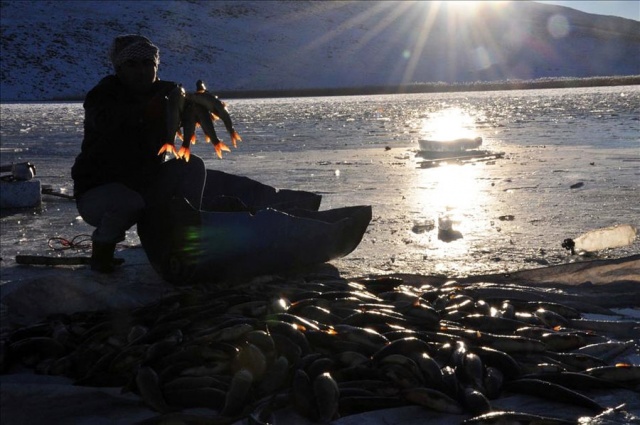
[214,140,231,159]
[177,146,191,162]
[157,143,178,158]
[231,130,242,148]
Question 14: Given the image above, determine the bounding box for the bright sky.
[535,1,640,21]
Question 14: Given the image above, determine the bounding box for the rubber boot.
[90,242,116,273]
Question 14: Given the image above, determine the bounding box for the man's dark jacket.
[72,76,178,198]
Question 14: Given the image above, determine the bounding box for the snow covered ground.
[1,1,639,101]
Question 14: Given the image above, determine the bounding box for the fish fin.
[211,112,220,121]
[157,143,178,158]
[230,130,242,148]
[176,130,184,142]
[190,134,197,145]
[213,141,231,159]
[178,146,191,162]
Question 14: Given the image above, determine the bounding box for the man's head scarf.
[109,34,159,70]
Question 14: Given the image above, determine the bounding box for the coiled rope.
[47,234,93,251]
[46,235,136,251]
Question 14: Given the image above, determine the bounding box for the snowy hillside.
[1,0,638,101]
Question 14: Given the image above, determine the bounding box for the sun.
[437,1,510,13]
[443,1,483,8]
[435,0,481,11]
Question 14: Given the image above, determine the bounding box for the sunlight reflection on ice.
[409,158,494,263]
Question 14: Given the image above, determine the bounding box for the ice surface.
[1,86,639,279]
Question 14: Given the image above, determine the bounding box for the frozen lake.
[1,85,639,425]
[1,85,639,279]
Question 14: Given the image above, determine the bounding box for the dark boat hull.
[201,169,322,212]
[139,198,371,284]
[138,169,371,284]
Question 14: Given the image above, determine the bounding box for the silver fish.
[402,387,464,414]
[576,340,636,361]
[177,101,197,162]
[163,387,227,410]
[190,80,242,147]
[462,387,492,415]
[157,85,186,159]
[222,368,254,416]
[136,366,168,413]
[462,410,575,425]
[503,378,604,412]
[314,372,340,423]
[585,364,640,385]
[193,103,230,159]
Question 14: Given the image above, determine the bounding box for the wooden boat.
[418,137,482,152]
[138,169,371,284]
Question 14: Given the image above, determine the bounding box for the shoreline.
[30,75,640,102]
[215,75,640,100]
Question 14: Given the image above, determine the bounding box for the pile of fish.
[1,274,639,424]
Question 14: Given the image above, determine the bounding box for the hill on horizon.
[1,0,639,101]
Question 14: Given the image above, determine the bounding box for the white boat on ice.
[418,136,483,152]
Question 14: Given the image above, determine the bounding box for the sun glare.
[420,108,477,141]
[443,1,482,10]
[262,0,513,89]
[439,1,509,12]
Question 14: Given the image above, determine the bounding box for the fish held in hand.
[177,102,197,162]
[194,103,230,159]
[191,80,242,147]
[157,85,186,159]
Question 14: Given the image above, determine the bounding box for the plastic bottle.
[563,224,637,254]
